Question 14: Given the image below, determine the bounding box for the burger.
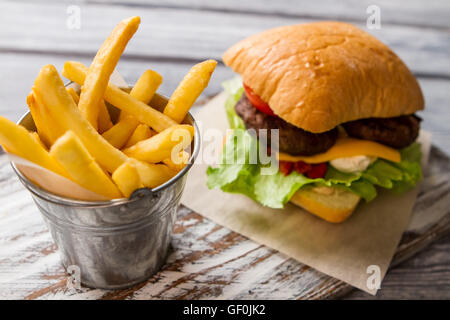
[207,22,424,223]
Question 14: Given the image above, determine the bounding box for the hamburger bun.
[223,22,424,133]
[290,187,361,223]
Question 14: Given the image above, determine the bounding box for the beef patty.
[234,94,338,156]
[342,115,421,149]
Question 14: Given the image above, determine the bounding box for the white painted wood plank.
[20,0,450,29]
[0,1,449,76]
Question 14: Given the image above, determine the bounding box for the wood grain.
[17,0,450,29]
[0,145,448,300]
[344,234,450,300]
[1,1,449,77]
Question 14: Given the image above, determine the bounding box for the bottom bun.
[290,187,360,223]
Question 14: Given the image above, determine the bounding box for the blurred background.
[0,1,448,154]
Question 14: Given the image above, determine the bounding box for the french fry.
[62,61,89,88]
[50,131,122,199]
[26,92,53,147]
[67,87,113,133]
[97,99,113,133]
[123,124,194,163]
[78,16,140,130]
[163,60,217,123]
[119,69,162,121]
[33,65,128,173]
[105,70,162,144]
[0,116,68,178]
[123,124,154,149]
[33,65,178,190]
[66,87,80,104]
[130,159,177,188]
[112,162,144,198]
[30,131,47,150]
[162,151,189,172]
[5,17,208,201]
[32,90,67,145]
[101,116,137,149]
[62,61,177,132]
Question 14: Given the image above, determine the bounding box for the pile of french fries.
[0,16,216,199]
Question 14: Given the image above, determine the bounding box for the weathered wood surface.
[0,0,449,299]
[0,145,448,300]
[2,1,450,76]
[91,0,450,29]
[344,234,450,299]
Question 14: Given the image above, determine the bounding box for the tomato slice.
[243,83,276,116]
[306,163,327,179]
[279,161,293,176]
[293,161,312,174]
[279,160,327,179]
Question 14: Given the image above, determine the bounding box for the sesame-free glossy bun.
[222,22,424,133]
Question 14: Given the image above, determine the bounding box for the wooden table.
[0,0,449,299]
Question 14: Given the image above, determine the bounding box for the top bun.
[223,22,424,133]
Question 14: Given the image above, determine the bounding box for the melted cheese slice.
[278,138,401,164]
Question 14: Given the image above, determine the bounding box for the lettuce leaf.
[207,129,377,208]
[206,81,422,208]
[222,77,245,130]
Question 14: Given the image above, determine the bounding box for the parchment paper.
[8,154,109,201]
[181,92,431,295]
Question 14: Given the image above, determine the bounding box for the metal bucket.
[11,93,200,289]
